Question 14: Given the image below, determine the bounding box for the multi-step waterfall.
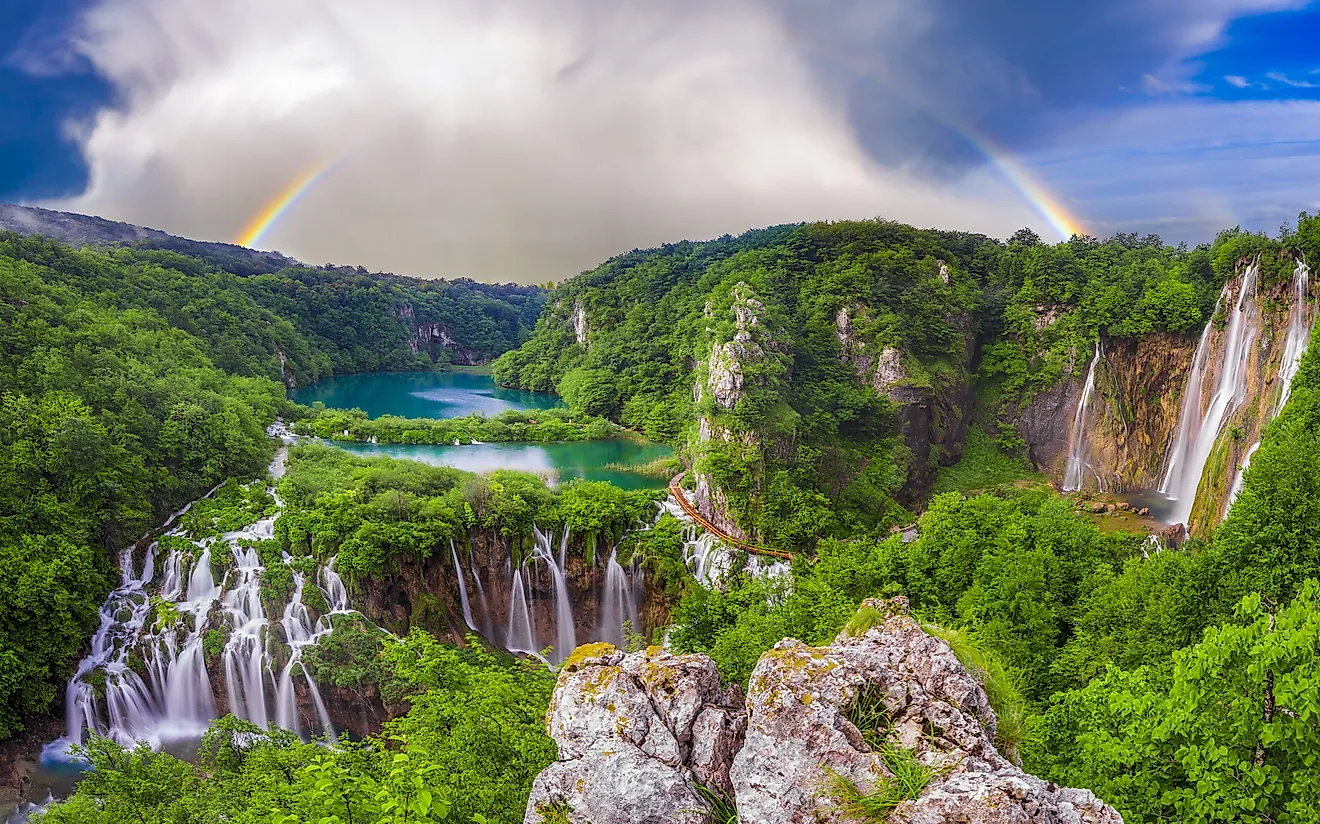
[42,430,362,763]
[1159,259,1262,526]
[1063,341,1104,493]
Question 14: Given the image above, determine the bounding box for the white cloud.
[1027,99,1320,242]
[1225,75,1251,88]
[1267,71,1320,88]
[41,0,1040,283]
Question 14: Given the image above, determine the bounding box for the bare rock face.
[731,598,1121,824]
[528,602,1120,824]
[524,643,747,824]
[571,299,590,347]
[705,284,769,409]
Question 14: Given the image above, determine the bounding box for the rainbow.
[956,128,1088,241]
[234,160,335,249]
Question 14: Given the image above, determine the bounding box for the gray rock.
[730,598,1122,824]
[524,644,746,824]
[526,603,1120,824]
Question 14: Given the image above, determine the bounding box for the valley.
[4,213,1320,822]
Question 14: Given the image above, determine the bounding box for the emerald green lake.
[293,370,562,419]
[294,371,673,490]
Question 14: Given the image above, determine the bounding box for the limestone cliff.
[525,598,1120,824]
[836,299,977,499]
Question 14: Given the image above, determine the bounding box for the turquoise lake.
[293,371,673,490]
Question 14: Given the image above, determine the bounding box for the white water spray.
[1063,341,1104,492]
[1159,260,1261,525]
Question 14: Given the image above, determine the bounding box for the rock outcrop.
[526,599,1121,824]
[524,644,747,824]
[835,301,977,500]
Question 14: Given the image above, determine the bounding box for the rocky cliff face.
[525,598,1120,824]
[836,301,977,499]
[358,528,668,660]
[1021,332,1198,491]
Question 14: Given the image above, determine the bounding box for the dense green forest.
[2,233,546,385]
[11,214,1320,823]
[495,218,1320,548]
[0,231,543,736]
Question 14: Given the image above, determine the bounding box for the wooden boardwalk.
[667,475,793,560]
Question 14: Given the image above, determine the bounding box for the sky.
[3,0,1320,284]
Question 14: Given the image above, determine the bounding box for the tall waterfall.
[1158,260,1261,525]
[1274,259,1313,415]
[1063,341,1104,493]
[449,539,477,631]
[599,548,641,648]
[1224,259,1314,515]
[530,526,576,662]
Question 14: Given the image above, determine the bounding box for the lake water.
[294,371,673,490]
[293,370,562,419]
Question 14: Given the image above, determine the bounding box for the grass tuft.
[921,622,1032,764]
[823,743,942,822]
[844,605,886,638]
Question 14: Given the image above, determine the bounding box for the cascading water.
[1063,341,1104,493]
[599,548,641,648]
[530,525,576,662]
[1159,259,1261,525]
[1273,258,1313,415]
[449,539,477,631]
[1224,259,1314,514]
[44,440,361,763]
[505,569,537,656]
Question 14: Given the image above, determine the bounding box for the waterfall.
[600,548,640,649]
[1159,260,1261,525]
[469,554,494,639]
[1223,260,1313,514]
[44,473,362,763]
[505,569,536,655]
[1063,341,1103,493]
[449,539,477,631]
[1274,259,1313,415]
[530,526,576,662]
[275,566,336,740]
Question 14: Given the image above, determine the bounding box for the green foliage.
[823,744,941,822]
[294,405,621,445]
[844,605,886,638]
[37,629,555,824]
[1034,582,1320,823]
[931,427,1043,495]
[276,445,659,581]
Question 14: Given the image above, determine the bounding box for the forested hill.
[0,230,546,382]
[0,230,543,735]
[495,217,1320,547]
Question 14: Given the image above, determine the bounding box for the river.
[293,371,674,490]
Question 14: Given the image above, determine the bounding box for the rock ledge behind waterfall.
[525,599,1122,824]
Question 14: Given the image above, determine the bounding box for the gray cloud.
[41,0,1046,282]
[31,0,1313,281]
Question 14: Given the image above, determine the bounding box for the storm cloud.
[23,0,1313,282]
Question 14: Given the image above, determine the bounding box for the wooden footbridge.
[667,475,793,560]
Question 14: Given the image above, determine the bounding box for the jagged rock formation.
[524,644,746,824]
[526,599,1120,824]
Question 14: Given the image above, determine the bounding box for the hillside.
[495,217,1320,547]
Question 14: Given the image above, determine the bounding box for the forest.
[6,214,1320,823]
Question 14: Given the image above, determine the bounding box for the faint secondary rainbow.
[234,160,335,249]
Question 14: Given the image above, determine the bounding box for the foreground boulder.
[526,600,1121,824]
[523,643,747,824]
